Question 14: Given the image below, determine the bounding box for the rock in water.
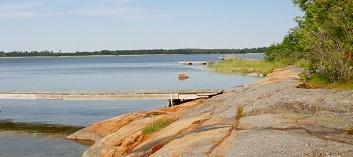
[178,73,189,80]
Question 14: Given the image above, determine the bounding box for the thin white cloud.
[0,1,40,19]
[0,11,37,19]
[0,0,167,19]
[69,7,167,18]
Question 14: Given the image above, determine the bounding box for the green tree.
[296,0,353,82]
[265,28,304,64]
[267,0,353,83]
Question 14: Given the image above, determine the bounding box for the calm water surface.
[0,132,87,157]
[0,54,263,157]
[0,54,262,91]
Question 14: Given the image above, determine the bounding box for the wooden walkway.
[179,61,208,65]
[0,89,223,101]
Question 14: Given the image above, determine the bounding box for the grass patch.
[294,59,310,68]
[142,118,176,135]
[208,59,285,76]
[302,74,353,90]
[0,120,83,134]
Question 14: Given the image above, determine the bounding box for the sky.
[0,0,302,52]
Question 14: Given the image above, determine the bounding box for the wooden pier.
[0,89,223,106]
[179,61,208,65]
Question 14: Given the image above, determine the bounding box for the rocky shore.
[67,66,353,157]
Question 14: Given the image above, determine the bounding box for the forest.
[0,47,267,57]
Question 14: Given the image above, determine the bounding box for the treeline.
[266,0,353,83]
[0,47,267,57]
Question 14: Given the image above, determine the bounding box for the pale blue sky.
[0,0,302,52]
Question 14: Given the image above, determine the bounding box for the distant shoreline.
[0,48,267,58]
[0,54,182,59]
[0,53,263,59]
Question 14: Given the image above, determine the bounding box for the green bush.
[266,0,353,84]
[300,72,353,90]
[297,0,353,82]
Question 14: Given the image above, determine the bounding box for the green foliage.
[209,59,286,76]
[296,0,353,82]
[295,59,310,68]
[293,0,310,11]
[265,28,305,64]
[266,0,353,84]
[0,48,267,57]
[300,72,353,90]
[142,118,175,135]
[302,73,331,87]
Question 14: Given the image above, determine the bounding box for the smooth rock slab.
[223,130,353,157]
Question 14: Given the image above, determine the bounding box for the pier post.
[169,95,173,107]
[168,98,183,107]
[168,99,172,107]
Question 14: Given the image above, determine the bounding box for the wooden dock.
[0,89,223,106]
[179,61,208,65]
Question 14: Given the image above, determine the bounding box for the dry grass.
[234,106,245,128]
[348,128,353,135]
[208,59,285,76]
[142,117,176,135]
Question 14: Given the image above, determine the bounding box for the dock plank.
[0,89,223,101]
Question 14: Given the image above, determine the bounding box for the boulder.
[178,73,189,80]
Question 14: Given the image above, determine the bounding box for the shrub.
[297,0,353,83]
[300,72,353,90]
[266,0,353,84]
